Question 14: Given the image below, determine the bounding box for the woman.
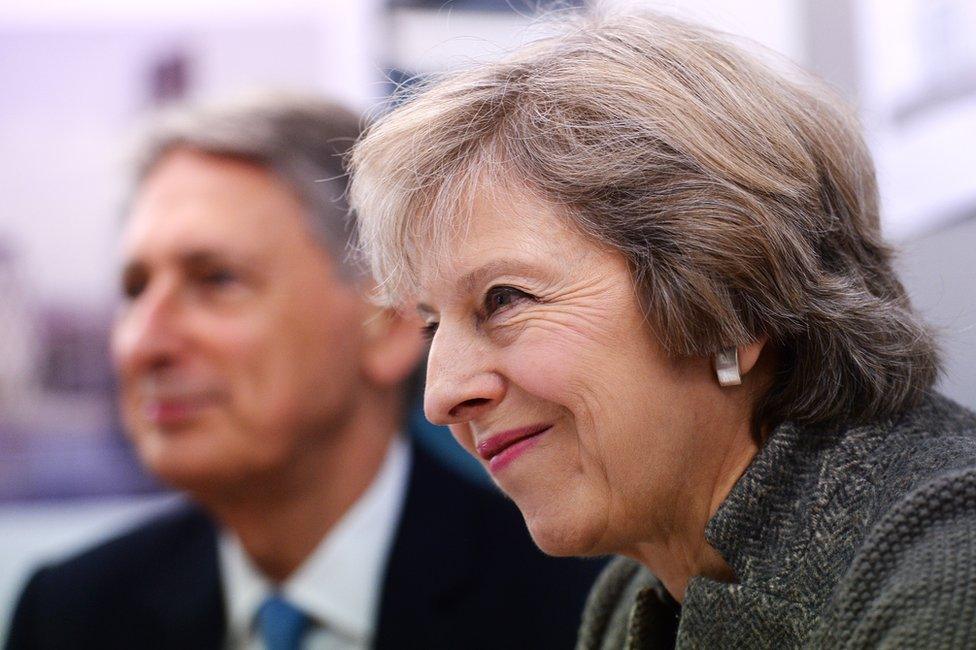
[348,9,976,649]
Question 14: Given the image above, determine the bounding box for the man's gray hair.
[133,93,364,277]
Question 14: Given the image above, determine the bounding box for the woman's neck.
[630,418,760,603]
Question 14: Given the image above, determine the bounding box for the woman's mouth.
[476,423,553,472]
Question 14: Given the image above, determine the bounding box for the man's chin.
[143,457,232,494]
[132,435,254,497]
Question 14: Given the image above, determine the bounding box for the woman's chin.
[522,508,608,557]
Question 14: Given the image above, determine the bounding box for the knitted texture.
[577,394,976,649]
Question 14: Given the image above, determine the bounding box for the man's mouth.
[142,394,216,427]
[136,378,222,428]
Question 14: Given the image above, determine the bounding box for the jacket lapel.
[142,507,226,649]
[373,439,478,649]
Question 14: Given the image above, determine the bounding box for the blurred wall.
[898,215,976,410]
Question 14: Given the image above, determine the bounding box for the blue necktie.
[256,595,312,650]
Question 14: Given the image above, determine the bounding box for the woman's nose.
[423,327,505,425]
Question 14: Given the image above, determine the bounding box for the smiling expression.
[418,187,749,558]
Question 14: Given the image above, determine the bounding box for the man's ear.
[361,307,426,387]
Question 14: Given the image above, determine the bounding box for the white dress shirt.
[219,435,411,650]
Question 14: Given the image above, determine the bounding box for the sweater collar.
[701,415,890,585]
[703,419,810,580]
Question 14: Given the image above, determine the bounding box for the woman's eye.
[483,285,531,316]
[421,321,439,341]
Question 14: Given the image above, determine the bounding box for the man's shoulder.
[6,503,222,649]
[35,504,215,587]
[408,438,603,568]
[405,439,558,562]
[422,442,609,587]
[9,504,217,624]
[376,440,604,648]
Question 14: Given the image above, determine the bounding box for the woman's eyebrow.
[416,303,437,319]
[458,258,547,295]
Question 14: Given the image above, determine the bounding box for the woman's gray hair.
[133,93,364,277]
[348,9,939,427]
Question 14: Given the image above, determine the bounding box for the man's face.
[112,149,370,493]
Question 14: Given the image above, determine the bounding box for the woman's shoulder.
[808,395,976,647]
[872,392,976,504]
[810,463,976,647]
[892,392,976,445]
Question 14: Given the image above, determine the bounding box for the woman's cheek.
[502,336,577,397]
[448,423,477,456]
[503,332,610,411]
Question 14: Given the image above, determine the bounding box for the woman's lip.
[476,423,553,461]
[487,433,547,473]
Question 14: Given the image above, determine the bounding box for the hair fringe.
[348,7,940,427]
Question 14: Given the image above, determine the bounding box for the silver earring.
[714,347,742,387]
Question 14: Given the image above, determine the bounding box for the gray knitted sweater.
[576,394,976,649]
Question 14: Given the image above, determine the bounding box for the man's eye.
[483,285,531,316]
[199,268,238,288]
[121,271,147,300]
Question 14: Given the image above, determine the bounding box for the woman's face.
[419,189,749,558]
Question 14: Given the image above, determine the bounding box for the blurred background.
[1,0,974,640]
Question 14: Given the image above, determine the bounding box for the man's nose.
[423,324,505,426]
[111,281,183,373]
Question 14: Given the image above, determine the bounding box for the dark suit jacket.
[6,440,604,650]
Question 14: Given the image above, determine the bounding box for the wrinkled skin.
[418,188,761,598]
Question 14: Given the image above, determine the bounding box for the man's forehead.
[120,203,270,261]
[122,172,307,264]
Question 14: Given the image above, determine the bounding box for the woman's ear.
[361,307,426,387]
[714,336,769,387]
[738,336,768,377]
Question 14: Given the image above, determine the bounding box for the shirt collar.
[219,434,411,646]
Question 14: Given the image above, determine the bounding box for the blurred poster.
[859,0,976,239]
[0,15,327,501]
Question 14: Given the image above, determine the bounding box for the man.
[6,96,602,650]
